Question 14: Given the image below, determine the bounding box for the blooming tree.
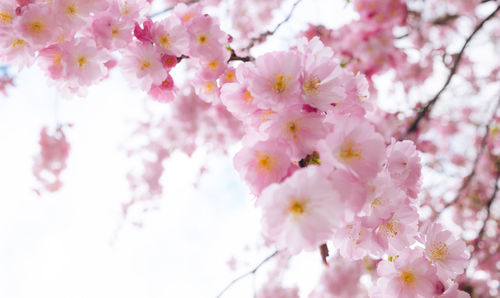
[2,0,500,297]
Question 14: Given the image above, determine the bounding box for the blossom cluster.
[223,37,469,297]
[32,126,70,194]
[0,0,233,100]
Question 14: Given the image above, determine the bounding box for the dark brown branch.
[404,5,500,138]
[215,251,278,298]
[440,95,500,213]
[431,14,459,25]
[320,243,329,266]
[241,0,304,52]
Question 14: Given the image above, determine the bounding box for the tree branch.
[440,95,500,213]
[215,250,278,298]
[241,0,304,52]
[404,5,500,138]
[149,0,200,19]
[473,170,500,253]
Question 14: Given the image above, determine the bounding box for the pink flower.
[14,3,60,49]
[152,16,189,56]
[363,172,406,228]
[120,41,167,91]
[386,139,421,199]
[92,14,133,50]
[233,140,291,196]
[196,50,229,81]
[438,284,470,298]
[186,14,226,58]
[53,0,94,30]
[373,204,419,253]
[319,115,385,181]
[298,37,345,111]
[262,106,326,159]
[334,219,381,260]
[0,29,34,69]
[38,44,65,80]
[134,19,154,43]
[424,223,469,281]
[310,255,366,298]
[374,248,438,298]
[148,74,178,103]
[247,51,301,110]
[258,166,342,254]
[61,38,109,87]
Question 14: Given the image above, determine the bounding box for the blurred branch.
[431,14,459,25]
[149,0,199,19]
[404,5,500,137]
[473,170,500,253]
[215,250,278,298]
[241,0,304,52]
[440,95,500,213]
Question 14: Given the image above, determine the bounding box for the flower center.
[271,71,290,94]
[339,140,362,163]
[29,20,45,33]
[289,200,306,215]
[66,4,78,16]
[11,39,25,48]
[255,152,276,173]
[429,242,448,263]
[284,119,301,140]
[0,10,13,24]
[400,270,417,289]
[140,60,151,70]
[76,56,87,68]
[303,75,321,95]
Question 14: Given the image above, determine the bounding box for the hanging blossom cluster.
[123,88,243,224]
[222,37,469,297]
[32,126,70,194]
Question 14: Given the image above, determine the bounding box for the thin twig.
[241,0,304,52]
[473,170,500,253]
[215,251,278,298]
[440,95,500,213]
[404,5,500,138]
[149,0,200,19]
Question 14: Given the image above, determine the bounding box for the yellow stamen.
[0,10,13,24]
[284,119,301,140]
[76,56,87,68]
[289,199,306,216]
[181,13,194,23]
[11,39,25,48]
[111,27,120,38]
[225,72,235,82]
[29,20,45,33]
[255,152,276,173]
[159,34,170,48]
[198,34,207,44]
[429,242,448,263]
[271,71,291,94]
[400,270,417,289]
[339,140,362,163]
[207,60,218,70]
[241,89,253,103]
[140,60,151,70]
[66,4,78,16]
[303,75,321,95]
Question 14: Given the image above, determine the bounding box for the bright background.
[0,1,359,297]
